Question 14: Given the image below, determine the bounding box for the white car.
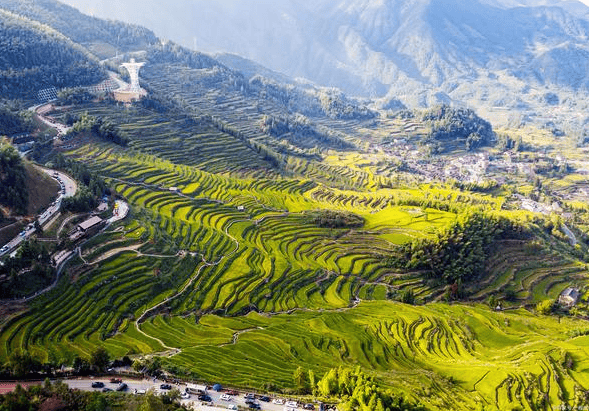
[284,407,297,411]
[228,405,237,410]
[273,399,285,405]
[285,401,298,408]
[220,394,232,401]
[180,392,190,399]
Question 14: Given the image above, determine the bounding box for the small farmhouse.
[558,287,580,307]
[78,216,103,233]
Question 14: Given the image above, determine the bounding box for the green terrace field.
[4,62,589,410]
[0,120,585,409]
[60,143,465,313]
[5,297,589,410]
[154,301,589,411]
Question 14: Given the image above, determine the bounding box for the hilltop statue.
[115,58,146,102]
[121,58,145,93]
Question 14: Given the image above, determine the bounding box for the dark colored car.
[110,378,122,384]
[116,383,127,392]
[102,387,112,392]
[197,394,212,402]
[245,398,255,404]
[248,404,261,410]
[226,390,239,396]
[258,396,270,402]
[304,404,315,410]
[160,383,172,390]
[91,381,104,388]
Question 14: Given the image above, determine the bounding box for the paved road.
[63,378,313,411]
[44,168,77,199]
[33,104,71,137]
[0,168,77,257]
[37,170,75,225]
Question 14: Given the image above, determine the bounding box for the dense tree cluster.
[421,105,495,152]
[0,144,28,214]
[248,76,375,120]
[306,210,365,229]
[138,93,173,114]
[388,212,527,285]
[147,42,227,71]
[260,114,355,150]
[52,153,108,212]
[0,0,157,52]
[66,112,129,146]
[56,87,95,106]
[0,9,107,100]
[317,89,375,120]
[61,186,99,213]
[315,367,426,411]
[496,132,523,151]
[0,100,34,136]
[536,299,555,315]
[0,240,54,299]
[3,347,130,383]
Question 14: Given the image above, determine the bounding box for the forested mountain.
[0,101,33,135]
[60,0,589,117]
[0,8,106,100]
[0,0,157,52]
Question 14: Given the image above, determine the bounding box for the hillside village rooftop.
[78,216,103,232]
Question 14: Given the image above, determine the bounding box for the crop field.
[63,144,450,313]
[8,296,589,410]
[465,240,589,304]
[4,60,589,411]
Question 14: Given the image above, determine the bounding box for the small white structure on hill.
[559,287,580,307]
[121,58,145,93]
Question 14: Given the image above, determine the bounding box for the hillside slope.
[0,0,157,55]
[1,3,589,410]
[0,143,59,218]
[0,8,106,100]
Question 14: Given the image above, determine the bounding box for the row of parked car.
[54,173,66,195]
[90,377,319,410]
[91,378,126,392]
[242,392,316,410]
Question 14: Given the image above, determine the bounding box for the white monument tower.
[121,58,145,93]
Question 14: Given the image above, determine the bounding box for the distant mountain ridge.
[57,0,589,119]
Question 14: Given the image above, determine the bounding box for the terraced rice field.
[153,301,589,410]
[465,241,589,304]
[4,63,589,410]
